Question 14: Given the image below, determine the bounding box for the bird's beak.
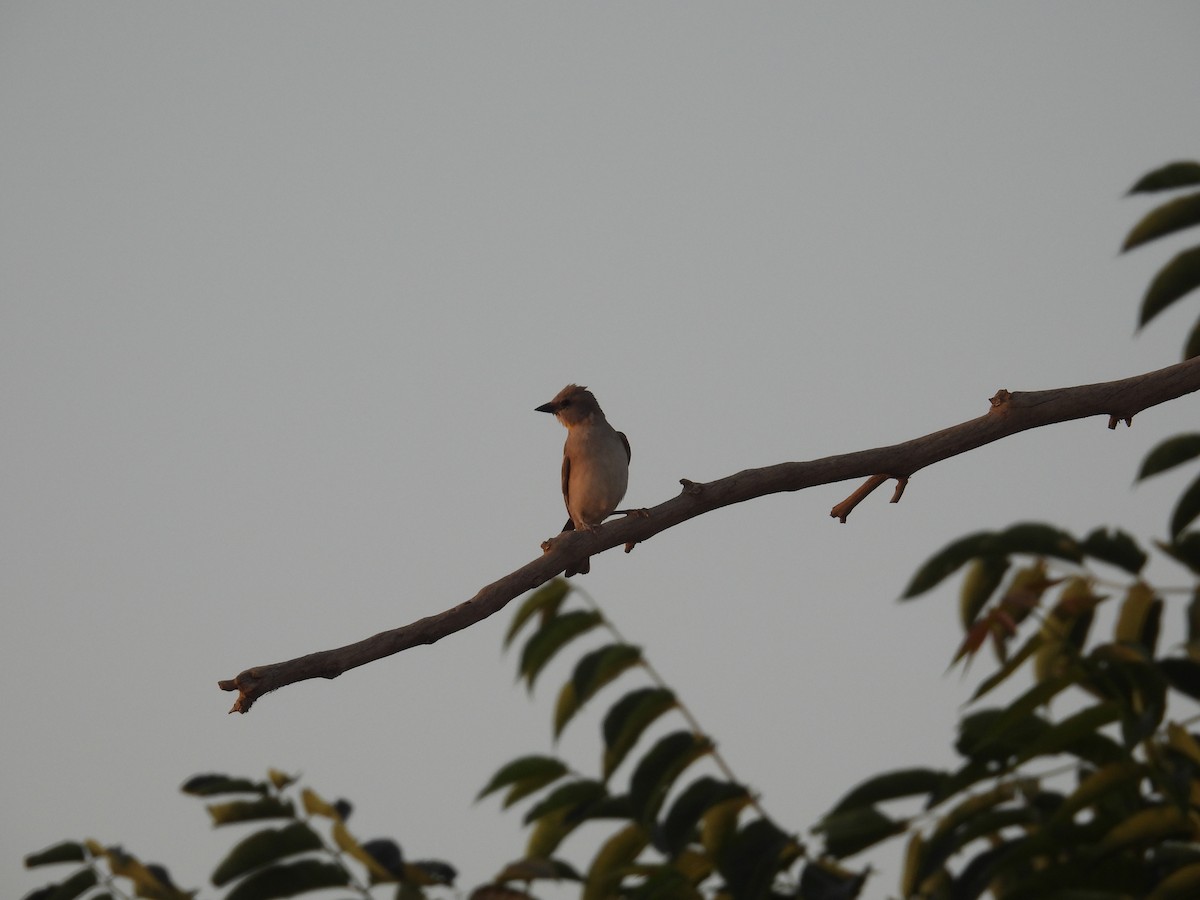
[535,401,557,414]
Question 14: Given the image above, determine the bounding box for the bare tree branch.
[220,356,1200,713]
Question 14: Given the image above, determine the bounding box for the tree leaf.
[1097,806,1192,854]
[331,823,398,883]
[476,756,568,803]
[206,797,294,826]
[902,531,996,599]
[1047,760,1143,829]
[658,777,749,858]
[582,823,647,900]
[181,773,267,797]
[505,580,571,648]
[1170,474,1200,539]
[519,610,603,691]
[1139,247,1200,329]
[1122,192,1200,252]
[555,644,643,737]
[972,632,1044,702]
[720,818,802,897]
[212,823,324,886]
[826,768,947,817]
[1157,531,1200,575]
[1114,583,1162,651]
[1185,317,1200,360]
[1159,657,1200,701]
[601,688,678,780]
[700,795,751,858]
[522,780,607,826]
[1127,161,1200,194]
[525,807,574,860]
[223,860,349,900]
[1148,861,1200,900]
[814,806,906,860]
[1138,434,1200,480]
[24,868,97,900]
[993,522,1082,562]
[493,857,583,884]
[959,555,1009,629]
[1013,701,1121,765]
[628,731,712,822]
[24,842,87,867]
[798,858,870,900]
[1081,527,1148,574]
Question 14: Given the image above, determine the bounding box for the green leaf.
[1098,806,1192,853]
[24,868,97,900]
[1185,317,1200,360]
[493,856,583,884]
[582,822,648,900]
[505,579,571,648]
[522,780,607,826]
[24,842,87,867]
[601,688,678,780]
[1137,434,1200,480]
[659,777,750,857]
[993,522,1082,562]
[827,768,947,817]
[1114,583,1162,651]
[920,782,1021,877]
[959,555,1009,629]
[902,531,995,599]
[476,755,568,803]
[1081,528,1148,575]
[212,823,324,887]
[971,632,1044,702]
[1157,531,1200,575]
[628,731,712,822]
[799,858,870,900]
[1159,657,1200,701]
[967,676,1073,756]
[815,806,906,860]
[1123,192,1200,252]
[224,859,349,900]
[1171,474,1200,539]
[525,807,574,859]
[1014,701,1121,764]
[720,818,801,897]
[1139,247,1200,329]
[555,644,643,737]
[1048,760,1144,828]
[519,610,603,691]
[181,773,267,797]
[206,797,295,826]
[1127,161,1200,194]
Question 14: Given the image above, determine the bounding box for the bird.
[536,384,630,576]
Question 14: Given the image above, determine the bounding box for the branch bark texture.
[220,356,1200,713]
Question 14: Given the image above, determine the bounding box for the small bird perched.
[536,384,631,576]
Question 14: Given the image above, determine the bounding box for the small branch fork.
[220,356,1200,713]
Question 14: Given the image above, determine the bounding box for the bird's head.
[536,384,603,427]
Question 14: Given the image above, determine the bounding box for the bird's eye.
[561,400,571,407]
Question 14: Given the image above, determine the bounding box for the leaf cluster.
[1124,160,1200,360]
[474,579,843,900]
[23,769,456,900]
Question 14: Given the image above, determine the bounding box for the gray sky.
[5,4,1200,897]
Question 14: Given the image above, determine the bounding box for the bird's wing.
[619,431,631,463]
[560,451,575,532]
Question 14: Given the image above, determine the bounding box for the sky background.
[5,4,1200,897]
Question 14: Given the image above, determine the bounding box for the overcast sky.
[5,4,1200,897]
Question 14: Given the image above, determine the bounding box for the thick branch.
[220,356,1200,713]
